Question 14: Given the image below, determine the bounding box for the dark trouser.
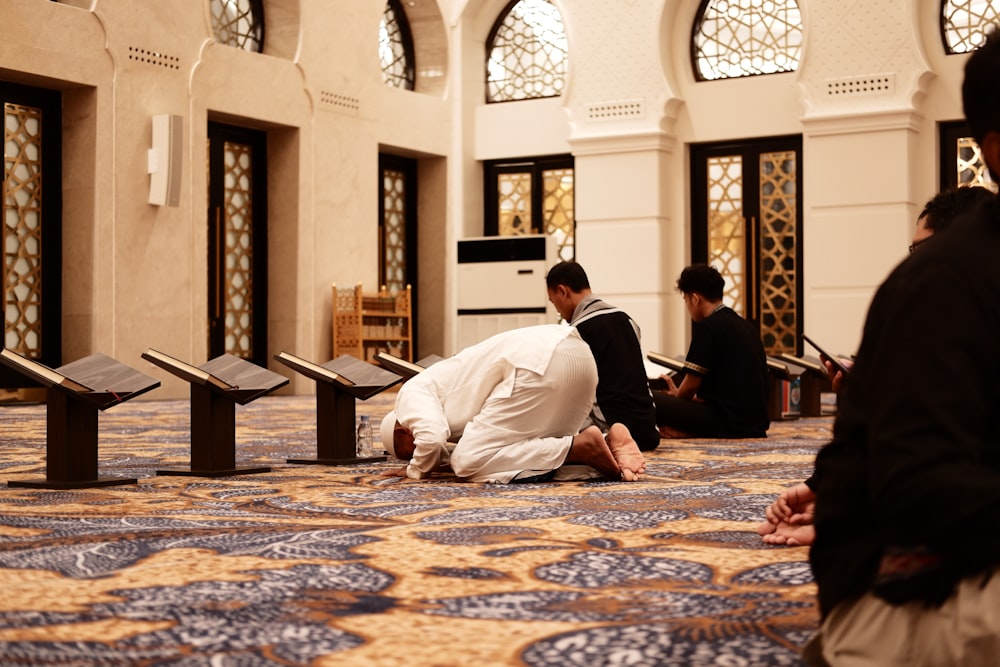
[652,392,718,437]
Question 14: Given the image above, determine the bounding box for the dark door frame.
[207,121,268,366]
[0,81,62,385]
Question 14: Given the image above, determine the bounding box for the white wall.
[0,0,974,395]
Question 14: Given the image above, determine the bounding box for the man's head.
[545,261,592,322]
[912,185,997,251]
[963,26,1000,178]
[379,411,416,461]
[677,263,725,322]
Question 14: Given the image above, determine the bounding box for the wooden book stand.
[776,352,833,417]
[142,350,287,477]
[275,352,402,466]
[0,350,160,488]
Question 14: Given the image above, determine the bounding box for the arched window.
[380,0,416,90]
[486,0,567,103]
[941,0,1000,54]
[692,0,803,81]
[210,0,264,53]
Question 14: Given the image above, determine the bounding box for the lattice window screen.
[758,150,798,353]
[706,155,746,315]
[693,0,803,81]
[223,141,254,358]
[486,0,567,102]
[3,103,44,357]
[956,136,998,191]
[380,0,415,90]
[210,0,263,52]
[541,167,574,262]
[382,168,407,294]
[942,0,1000,54]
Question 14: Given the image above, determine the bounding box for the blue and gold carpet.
[0,394,829,666]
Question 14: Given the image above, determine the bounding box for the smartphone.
[802,334,852,377]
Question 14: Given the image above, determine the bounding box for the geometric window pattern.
[223,141,254,358]
[941,0,999,54]
[758,150,797,354]
[541,167,575,262]
[209,0,264,53]
[382,168,407,295]
[2,103,44,357]
[956,136,998,192]
[380,0,415,91]
[487,0,567,102]
[498,172,533,236]
[705,155,746,315]
[692,0,803,81]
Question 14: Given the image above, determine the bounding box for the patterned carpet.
[0,392,830,666]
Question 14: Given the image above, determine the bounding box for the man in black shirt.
[805,28,1000,666]
[545,261,660,452]
[652,263,769,439]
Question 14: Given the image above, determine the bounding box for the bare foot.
[760,521,815,546]
[757,519,778,537]
[606,423,646,481]
[567,426,620,479]
[658,424,691,438]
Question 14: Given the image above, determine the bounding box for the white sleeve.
[395,374,451,479]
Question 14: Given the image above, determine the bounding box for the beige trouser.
[803,568,1000,667]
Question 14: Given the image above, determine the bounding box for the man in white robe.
[378,324,646,484]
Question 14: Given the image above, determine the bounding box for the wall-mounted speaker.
[147,114,183,207]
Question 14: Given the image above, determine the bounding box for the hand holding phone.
[803,334,852,378]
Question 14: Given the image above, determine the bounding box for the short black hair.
[545,261,590,292]
[676,263,725,301]
[962,26,1000,147]
[920,185,996,232]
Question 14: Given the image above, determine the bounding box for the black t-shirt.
[683,306,770,437]
[810,197,1000,616]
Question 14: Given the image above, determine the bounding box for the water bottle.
[356,415,374,458]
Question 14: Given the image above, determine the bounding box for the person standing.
[545,261,660,452]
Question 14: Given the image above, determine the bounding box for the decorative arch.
[691,0,803,81]
[485,0,568,103]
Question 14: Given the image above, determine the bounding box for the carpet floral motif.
[0,395,830,666]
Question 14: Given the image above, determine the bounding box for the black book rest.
[0,350,160,489]
[766,357,806,421]
[141,350,288,477]
[274,352,402,466]
[776,353,832,417]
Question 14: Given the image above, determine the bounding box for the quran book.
[141,349,233,391]
[646,351,686,374]
[275,351,355,386]
[0,349,92,393]
[374,352,427,378]
[776,352,825,375]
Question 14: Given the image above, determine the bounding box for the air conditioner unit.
[456,235,557,348]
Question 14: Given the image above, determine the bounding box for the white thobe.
[393,324,598,483]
